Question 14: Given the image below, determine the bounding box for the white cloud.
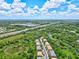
[0,1,11,16]
[8,1,26,15]
[67,3,79,12]
[0,2,11,10]
[0,0,67,17]
[27,5,40,15]
[41,1,60,11]
[10,8,24,13]
[8,5,40,16]
[40,0,66,13]
[0,10,7,14]
[14,0,21,2]
[74,8,79,12]
[51,0,66,3]
[0,0,4,3]
[33,5,39,10]
[40,0,63,15]
[68,4,76,10]
[11,2,26,9]
[0,0,79,19]
[51,10,79,18]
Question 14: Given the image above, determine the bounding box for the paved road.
[40,38,49,59]
[0,22,59,38]
[0,23,52,38]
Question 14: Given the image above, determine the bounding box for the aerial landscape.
[0,20,79,59]
[0,0,79,59]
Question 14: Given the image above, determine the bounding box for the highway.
[0,23,54,38]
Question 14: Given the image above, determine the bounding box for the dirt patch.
[4,45,26,55]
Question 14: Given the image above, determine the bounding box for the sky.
[0,0,79,20]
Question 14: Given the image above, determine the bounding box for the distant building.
[36,41,41,46]
[45,42,50,46]
[11,23,39,27]
[36,46,42,51]
[43,39,47,42]
[46,45,52,51]
[37,51,43,57]
[35,39,39,42]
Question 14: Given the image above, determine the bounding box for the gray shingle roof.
[49,50,56,57]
